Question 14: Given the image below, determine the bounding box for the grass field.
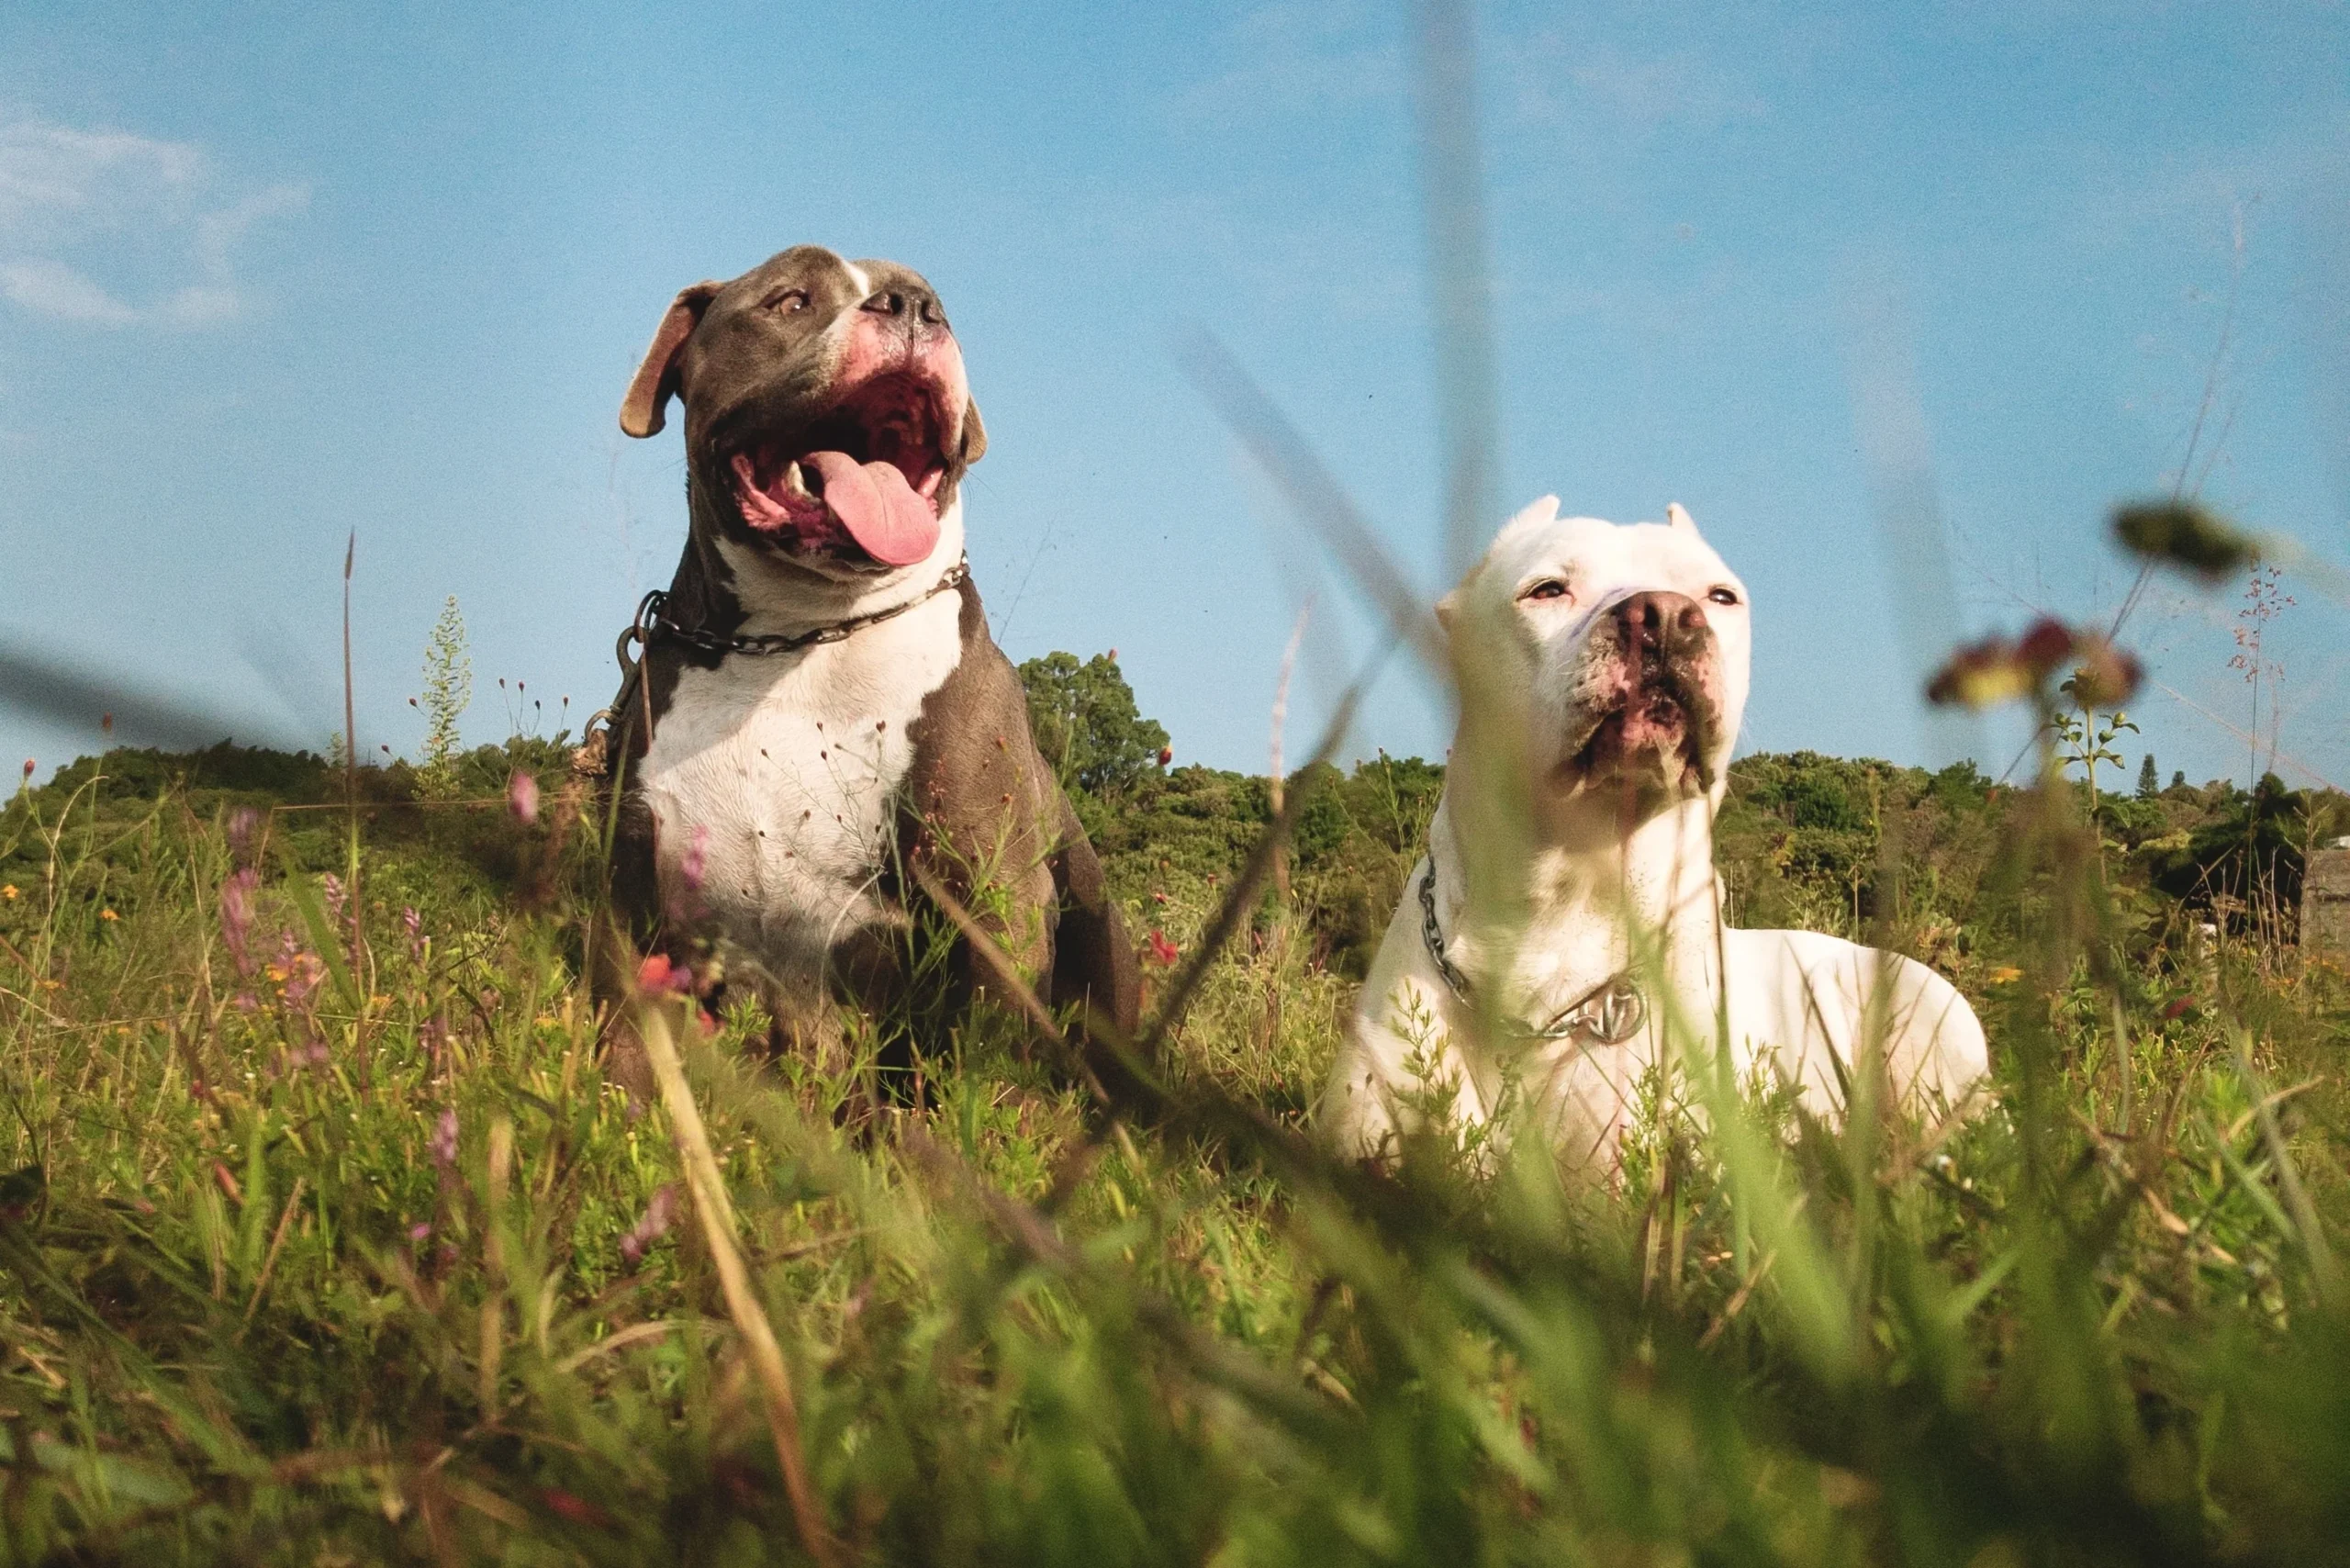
[0,689,2346,1563]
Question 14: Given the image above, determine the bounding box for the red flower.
[541,1488,617,1529]
[635,953,695,996]
[1145,929,1179,968]
[2162,994,2198,1021]
[2015,617,2076,675]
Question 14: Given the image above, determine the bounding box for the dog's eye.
[1707,587,1740,606]
[1521,580,1569,602]
[762,287,810,314]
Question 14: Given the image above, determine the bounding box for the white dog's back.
[1718,927,1988,1122]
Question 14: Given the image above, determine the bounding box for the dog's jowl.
[596,245,1138,1091]
[1317,497,1987,1165]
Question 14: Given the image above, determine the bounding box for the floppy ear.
[619,281,722,439]
[1666,502,1698,533]
[957,397,988,468]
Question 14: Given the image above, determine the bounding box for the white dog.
[1317,498,1988,1165]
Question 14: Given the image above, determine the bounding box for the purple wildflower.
[219,868,260,974]
[401,905,425,961]
[408,1221,432,1243]
[429,1108,459,1170]
[227,807,262,866]
[619,1184,679,1267]
[319,872,346,924]
[274,932,325,1010]
[508,771,540,825]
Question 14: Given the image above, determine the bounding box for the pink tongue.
[804,450,939,566]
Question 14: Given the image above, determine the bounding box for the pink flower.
[507,771,540,824]
[227,807,261,865]
[219,868,260,974]
[319,872,346,924]
[408,1221,432,1243]
[429,1108,459,1170]
[1145,929,1179,968]
[635,953,695,996]
[619,1184,679,1266]
[680,824,710,892]
[401,905,425,960]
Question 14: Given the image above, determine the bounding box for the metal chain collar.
[1416,856,1648,1047]
[628,557,968,661]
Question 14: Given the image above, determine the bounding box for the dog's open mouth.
[727,373,953,566]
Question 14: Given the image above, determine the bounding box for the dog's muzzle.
[1558,590,1725,791]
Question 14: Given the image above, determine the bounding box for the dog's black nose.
[860,287,947,330]
[1616,591,1708,661]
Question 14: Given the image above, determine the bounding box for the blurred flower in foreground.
[2113,501,2255,582]
[429,1108,459,1170]
[219,869,260,973]
[508,771,539,824]
[227,807,262,865]
[635,953,696,996]
[1927,618,2141,711]
[619,1183,679,1266]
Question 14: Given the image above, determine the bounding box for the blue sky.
[2,1,2345,792]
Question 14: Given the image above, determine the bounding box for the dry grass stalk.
[635,997,839,1568]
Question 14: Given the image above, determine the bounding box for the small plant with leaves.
[413,593,473,799]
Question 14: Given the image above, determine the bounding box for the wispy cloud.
[1502,34,1766,140]
[0,116,306,329]
[1170,1,1403,120]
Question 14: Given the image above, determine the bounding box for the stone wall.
[2302,842,2350,961]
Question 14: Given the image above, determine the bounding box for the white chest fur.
[635,589,964,990]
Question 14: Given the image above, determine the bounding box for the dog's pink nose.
[1616,591,1708,659]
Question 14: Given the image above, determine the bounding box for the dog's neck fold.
[1428,734,1724,1027]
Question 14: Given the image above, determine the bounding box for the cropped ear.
[957,397,988,468]
[1435,588,1460,633]
[619,281,722,439]
[1666,502,1698,533]
[1505,493,1561,533]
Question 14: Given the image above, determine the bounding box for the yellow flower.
[1987,966,2023,985]
[0,884,16,900]
[99,908,118,922]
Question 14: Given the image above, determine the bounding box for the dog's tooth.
[782,462,816,500]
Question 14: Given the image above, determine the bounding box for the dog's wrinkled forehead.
[681,246,938,386]
[1459,496,1746,635]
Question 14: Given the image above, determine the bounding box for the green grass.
[0,734,2345,1565]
